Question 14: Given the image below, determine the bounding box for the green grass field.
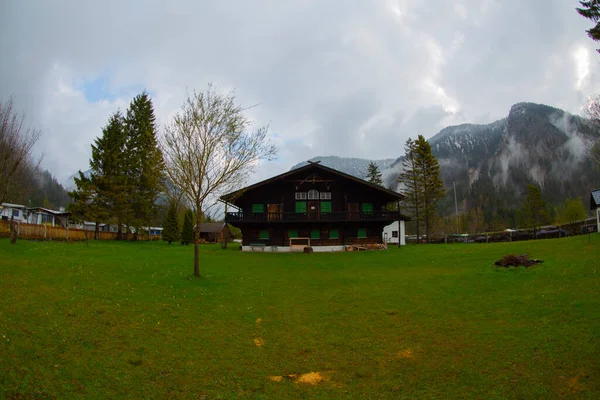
[1,235,599,399]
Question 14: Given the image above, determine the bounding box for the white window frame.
[295,192,307,200]
[308,189,319,200]
[319,192,331,200]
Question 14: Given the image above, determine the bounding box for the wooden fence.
[0,220,161,242]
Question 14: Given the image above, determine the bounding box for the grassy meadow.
[1,235,599,399]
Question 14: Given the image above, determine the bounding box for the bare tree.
[162,85,277,277]
[583,94,600,166]
[0,97,42,204]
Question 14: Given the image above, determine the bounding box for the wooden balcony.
[225,211,401,223]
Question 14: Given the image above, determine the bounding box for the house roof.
[27,207,71,216]
[1,203,27,209]
[220,161,405,203]
[198,222,227,233]
[591,188,600,210]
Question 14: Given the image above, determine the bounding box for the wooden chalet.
[220,161,409,252]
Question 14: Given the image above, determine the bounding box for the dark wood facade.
[221,162,408,247]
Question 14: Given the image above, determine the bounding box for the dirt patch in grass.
[269,371,331,385]
[254,338,264,347]
[568,376,580,393]
[396,349,414,359]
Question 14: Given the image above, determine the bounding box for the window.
[310,229,320,239]
[42,214,53,224]
[392,230,398,238]
[329,229,339,239]
[320,201,332,213]
[288,229,298,238]
[252,204,264,213]
[11,209,19,218]
[259,229,269,239]
[295,192,307,200]
[357,228,367,238]
[362,203,373,212]
[295,201,307,213]
[320,192,331,200]
[308,189,319,200]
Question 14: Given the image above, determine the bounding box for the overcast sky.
[2,0,599,185]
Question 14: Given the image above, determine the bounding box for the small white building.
[26,207,71,228]
[382,221,406,246]
[0,203,28,223]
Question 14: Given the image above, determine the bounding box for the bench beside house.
[220,161,409,252]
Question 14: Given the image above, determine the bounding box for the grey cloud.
[1,0,599,182]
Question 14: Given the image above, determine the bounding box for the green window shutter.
[310,229,320,239]
[361,203,373,212]
[358,228,367,238]
[321,201,332,213]
[252,204,264,213]
[329,229,339,239]
[288,229,298,238]
[259,229,269,239]
[295,201,307,213]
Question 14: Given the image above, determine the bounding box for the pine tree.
[414,135,446,242]
[67,171,107,240]
[125,92,164,238]
[366,161,383,185]
[397,136,446,242]
[90,111,131,239]
[398,138,423,240]
[162,200,179,244]
[577,1,600,53]
[519,184,551,237]
[181,209,194,245]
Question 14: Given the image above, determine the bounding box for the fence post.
[44,224,47,239]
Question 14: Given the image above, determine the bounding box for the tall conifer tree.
[90,111,131,239]
[125,91,164,237]
[398,138,422,239]
[414,135,446,242]
[162,200,179,245]
[577,1,600,53]
[181,209,194,245]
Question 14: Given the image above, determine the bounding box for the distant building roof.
[591,188,600,210]
[27,207,71,216]
[1,203,27,209]
[198,222,227,233]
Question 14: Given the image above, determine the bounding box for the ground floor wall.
[382,220,406,246]
[234,222,393,247]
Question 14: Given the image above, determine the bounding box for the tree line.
[68,92,164,240]
[365,136,591,241]
[0,97,71,210]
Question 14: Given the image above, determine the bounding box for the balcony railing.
[225,211,401,223]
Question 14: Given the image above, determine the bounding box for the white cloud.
[1,0,600,184]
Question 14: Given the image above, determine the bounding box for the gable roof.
[591,188,600,210]
[220,161,404,203]
[198,222,227,233]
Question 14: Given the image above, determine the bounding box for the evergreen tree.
[414,135,446,242]
[398,138,422,240]
[519,184,551,237]
[397,136,446,242]
[125,92,164,238]
[162,200,179,245]
[67,171,107,240]
[577,1,600,53]
[181,209,194,245]
[366,161,383,185]
[90,111,131,239]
